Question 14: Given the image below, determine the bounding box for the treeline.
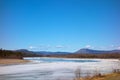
[0,49,43,59]
[0,49,120,59]
[45,53,120,59]
[0,49,23,59]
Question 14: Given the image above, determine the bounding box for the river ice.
[0,57,119,80]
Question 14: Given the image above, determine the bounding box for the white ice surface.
[0,58,119,80]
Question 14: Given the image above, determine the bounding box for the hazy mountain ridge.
[15,49,71,55]
[75,48,112,54]
[15,48,120,55]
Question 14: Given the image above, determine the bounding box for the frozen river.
[0,57,119,80]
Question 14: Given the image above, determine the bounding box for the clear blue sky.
[1,0,120,52]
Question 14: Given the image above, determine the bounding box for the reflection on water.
[0,57,119,80]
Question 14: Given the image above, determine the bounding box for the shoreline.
[79,73,120,80]
[0,59,30,65]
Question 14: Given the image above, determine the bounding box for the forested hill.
[0,49,42,59]
[0,49,23,59]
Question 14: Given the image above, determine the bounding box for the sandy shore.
[0,59,30,65]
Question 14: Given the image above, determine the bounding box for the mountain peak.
[75,48,120,54]
[75,48,93,54]
[79,48,91,50]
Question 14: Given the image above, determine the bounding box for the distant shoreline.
[0,59,30,65]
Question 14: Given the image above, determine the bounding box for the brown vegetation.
[82,73,120,80]
[0,59,29,65]
[74,68,120,80]
[0,49,23,59]
[47,53,120,59]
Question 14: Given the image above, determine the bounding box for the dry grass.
[0,59,29,65]
[79,73,120,80]
[74,67,120,80]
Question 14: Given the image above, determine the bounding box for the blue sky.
[1,0,120,52]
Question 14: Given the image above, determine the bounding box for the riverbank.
[79,73,120,80]
[0,59,29,65]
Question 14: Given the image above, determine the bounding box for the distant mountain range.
[15,48,120,55]
[75,48,120,54]
[15,49,71,55]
